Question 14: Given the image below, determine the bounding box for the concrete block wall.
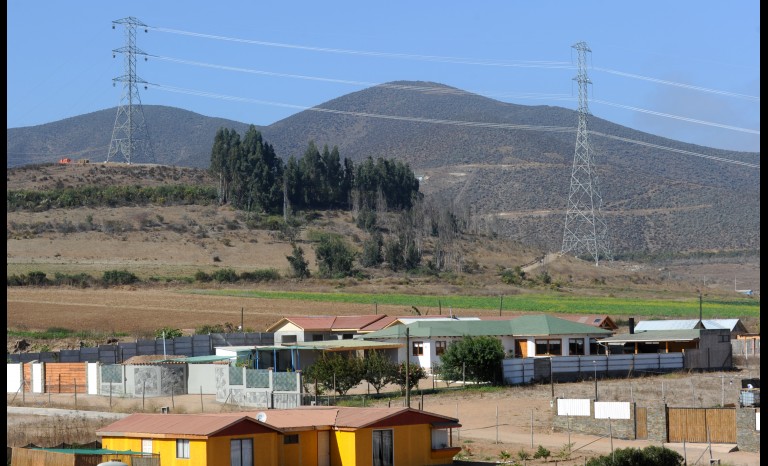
[736,408,760,452]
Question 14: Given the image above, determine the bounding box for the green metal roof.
[358,315,610,340]
[598,329,701,343]
[291,340,403,350]
[162,355,232,363]
[508,314,611,336]
[31,447,149,455]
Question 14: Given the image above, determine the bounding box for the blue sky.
[7,1,760,153]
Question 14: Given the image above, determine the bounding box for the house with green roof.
[357,315,611,372]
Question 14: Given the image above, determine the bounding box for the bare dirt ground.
[8,371,760,465]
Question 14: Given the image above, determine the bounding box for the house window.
[590,338,606,355]
[282,335,297,344]
[719,335,730,343]
[535,339,562,356]
[230,438,253,466]
[343,334,354,340]
[312,334,324,341]
[141,439,153,454]
[435,340,447,356]
[283,434,299,444]
[431,428,450,449]
[413,341,424,356]
[569,338,585,356]
[372,429,394,466]
[176,439,190,459]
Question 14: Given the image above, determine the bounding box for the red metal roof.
[267,315,387,332]
[96,413,279,438]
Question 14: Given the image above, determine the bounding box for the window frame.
[283,434,299,444]
[230,438,253,466]
[569,338,585,356]
[176,439,190,459]
[412,341,424,356]
[435,340,447,356]
[535,338,562,356]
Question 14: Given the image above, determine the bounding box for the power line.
[150,83,758,169]
[151,53,758,135]
[149,25,758,102]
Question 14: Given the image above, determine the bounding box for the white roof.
[634,319,742,332]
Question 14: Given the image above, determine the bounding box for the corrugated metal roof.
[634,320,702,331]
[99,408,461,437]
[599,329,701,344]
[359,315,611,340]
[266,315,388,332]
[96,413,279,438]
[289,340,403,351]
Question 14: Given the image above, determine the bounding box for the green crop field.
[188,289,759,319]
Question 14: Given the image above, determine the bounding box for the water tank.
[97,461,129,466]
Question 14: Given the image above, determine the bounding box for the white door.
[317,430,330,466]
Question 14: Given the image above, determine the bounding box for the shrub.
[102,270,139,286]
[211,268,238,283]
[533,445,550,460]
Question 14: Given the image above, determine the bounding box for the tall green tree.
[439,336,505,384]
[314,234,356,278]
[363,350,397,394]
[390,361,427,395]
[304,353,364,396]
[286,244,310,279]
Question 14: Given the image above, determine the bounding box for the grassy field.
[188,289,760,319]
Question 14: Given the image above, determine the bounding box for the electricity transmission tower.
[561,41,611,266]
[106,17,154,164]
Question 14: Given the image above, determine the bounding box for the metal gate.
[635,407,647,439]
[667,408,736,443]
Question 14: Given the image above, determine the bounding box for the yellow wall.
[278,431,318,466]
[103,435,281,466]
[330,425,453,466]
[331,430,359,466]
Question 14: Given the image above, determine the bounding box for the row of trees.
[302,336,506,396]
[209,126,421,214]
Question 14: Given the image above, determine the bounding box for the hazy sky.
[7,1,760,153]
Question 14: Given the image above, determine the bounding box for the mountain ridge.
[6,80,759,256]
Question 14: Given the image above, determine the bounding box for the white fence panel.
[6,363,22,392]
[594,401,631,419]
[31,362,44,393]
[87,362,99,395]
[557,398,591,416]
[757,412,760,431]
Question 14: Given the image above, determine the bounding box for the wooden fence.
[667,407,736,443]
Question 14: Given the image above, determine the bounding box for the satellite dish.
[256,412,267,422]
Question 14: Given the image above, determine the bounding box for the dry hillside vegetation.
[7,163,760,351]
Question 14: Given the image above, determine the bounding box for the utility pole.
[107,17,154,164]
[405,327,411,408]
[561,41,611,266]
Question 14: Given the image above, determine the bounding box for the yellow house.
[239,406,461,466]
[97,413,282,466]
[98,407,461,466]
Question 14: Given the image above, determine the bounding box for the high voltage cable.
[149,26,758,101]
[149,27,570,68]
[151,83,758,169]
[150,54,572,100]
[151,54,757,134]
[594,67,760,101]
[591,99,759,134]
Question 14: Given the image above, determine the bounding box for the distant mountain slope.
[7,106,252,168]
[7,81,759,256]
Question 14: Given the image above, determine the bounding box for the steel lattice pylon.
[106,17,154,164]
[561,41,611,266]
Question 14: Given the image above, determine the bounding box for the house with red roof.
[97,406,461,466]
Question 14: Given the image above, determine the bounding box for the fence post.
[74,379,78,409]
[142,380,146,411]
[200,385,204,412]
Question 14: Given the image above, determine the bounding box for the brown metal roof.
[238,407,460,430]
[266,315,387,332]
[96,413,279,438]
